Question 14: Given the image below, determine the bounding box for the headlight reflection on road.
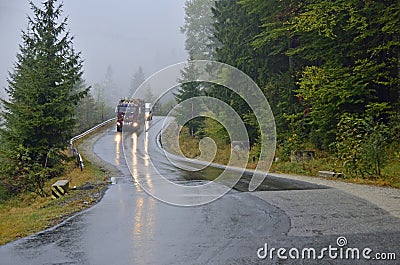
[129,132,143,192]
[144,131,149,167]
[133,195,155,252]
[144,131,154,191]
[114,133,122,166]
[131,133,139,182]
[133,197,144,236]
[129,131,156,252]
[145,173,153,191]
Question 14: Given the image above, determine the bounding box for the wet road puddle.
[175,165,328,192]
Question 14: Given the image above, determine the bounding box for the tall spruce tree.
[130,66,146,96]
[180,0,216,60]
[175,63,205,137]
[0,0,88,196]
[175,0,217,136]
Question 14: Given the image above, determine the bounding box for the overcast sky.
[0,0,187,97]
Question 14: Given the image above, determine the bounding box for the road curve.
[0,116,399,265]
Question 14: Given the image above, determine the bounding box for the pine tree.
[130,66,146,96]
[175,0,216,136]
[180,0,216,60]
[0,0,88,196]
[174,63,205,137]
[103,65,120,105]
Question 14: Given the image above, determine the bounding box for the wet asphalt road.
[0,117,399,265]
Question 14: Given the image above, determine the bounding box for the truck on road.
[116,98,145,132]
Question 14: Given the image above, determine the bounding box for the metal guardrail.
[69,118,116,171]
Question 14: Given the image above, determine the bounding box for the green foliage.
[180,0,400,178]
[174,62,206,136]
[290,0,399,152]
[336,114,368,176]
[211,0,302,151]
[0,144,64,197]
[336,107,390,178]
[0,0,87,197]
[296,64,374,149]
[362,124,389,176]
[0,184,10,202]
[390,111,400,146]
[201,118,230,145]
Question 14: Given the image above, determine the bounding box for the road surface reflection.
[114,132,122,165]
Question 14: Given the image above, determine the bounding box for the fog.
[0,0,187,99]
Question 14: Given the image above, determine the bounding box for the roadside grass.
[162,123,233,166]
[272,160,400,188]
[0,184,10,202]
[270,156,340,177]
[163,122,400,189]
[0,159,108,245]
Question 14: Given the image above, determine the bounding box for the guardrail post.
[69,118,116,172]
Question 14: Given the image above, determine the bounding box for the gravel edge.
[258,172,400,219]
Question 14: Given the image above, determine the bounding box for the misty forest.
[0,0,399,199]
[0,0,162,198]
[176,0,399,184]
